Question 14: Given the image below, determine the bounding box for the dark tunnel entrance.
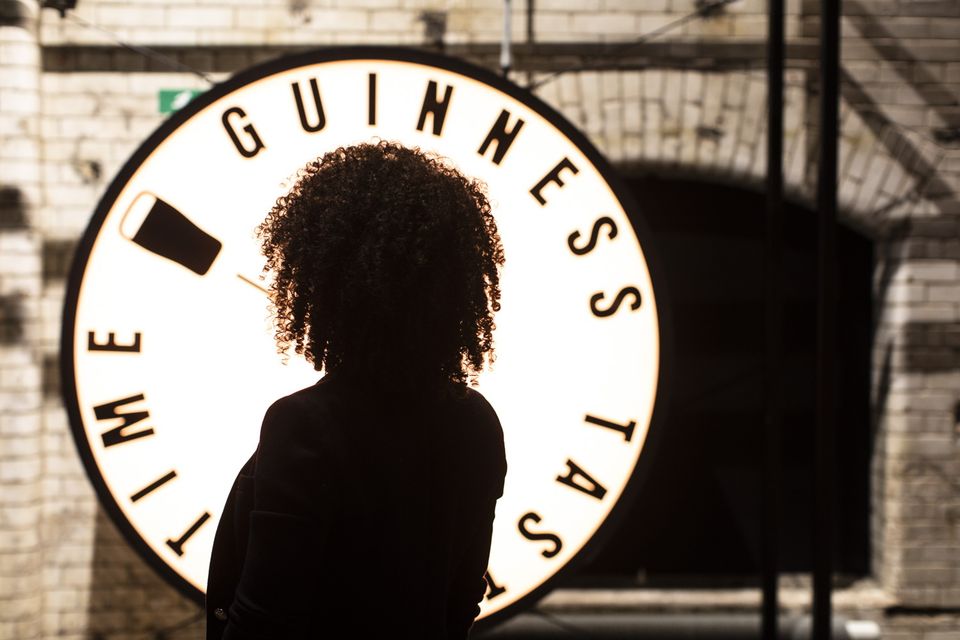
[573,172,873,586]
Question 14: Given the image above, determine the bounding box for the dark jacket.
[205,373,507,639]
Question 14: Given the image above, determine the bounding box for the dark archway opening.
[572,173,873,586]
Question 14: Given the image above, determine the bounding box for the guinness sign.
[62,47,667,627]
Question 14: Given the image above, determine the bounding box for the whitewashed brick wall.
[34,70,213,638]
[36,0,805,46]
[1,1,44,638]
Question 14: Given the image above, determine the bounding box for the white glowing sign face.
[62,48,663,626]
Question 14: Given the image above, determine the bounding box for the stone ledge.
[41,39,821,74]
[537,582,896,613]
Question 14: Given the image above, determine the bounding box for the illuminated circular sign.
[62,47,666,626]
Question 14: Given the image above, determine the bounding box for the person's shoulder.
[453,386,507,493]
[259,378,334,440]
[452,386,504,450]
[457,386,498,421]
[270,372,343,407]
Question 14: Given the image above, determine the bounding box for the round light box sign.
[62,47,666,627]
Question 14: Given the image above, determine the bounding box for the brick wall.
[37,0,805,46]
[1,0,959,637]
[1,1,44,638]
[34,69,212,639]
[835,0,960,622]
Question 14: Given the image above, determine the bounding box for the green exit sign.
[158,89,203,115]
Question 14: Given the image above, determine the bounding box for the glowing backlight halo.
[62,48,664,626]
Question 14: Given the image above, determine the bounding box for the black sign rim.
[60,45,673,628]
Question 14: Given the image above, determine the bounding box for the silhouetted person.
[206,142,507,639]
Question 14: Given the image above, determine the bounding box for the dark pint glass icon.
[120,193,222,275]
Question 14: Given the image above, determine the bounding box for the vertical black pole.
[762,0,784,634]
[501,0,513,77]
[815,0,839,635]
[525,0,535,87]
[526,0,534,43]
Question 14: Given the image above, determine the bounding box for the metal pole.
[501,0,513,77]
[761,0,784,634]
[526,0,534,44]
[525,0,534,86]
[814,0,840,635]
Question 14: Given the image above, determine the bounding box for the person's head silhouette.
[258,141,505,391]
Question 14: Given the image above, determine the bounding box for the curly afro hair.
[257,141,505,389]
